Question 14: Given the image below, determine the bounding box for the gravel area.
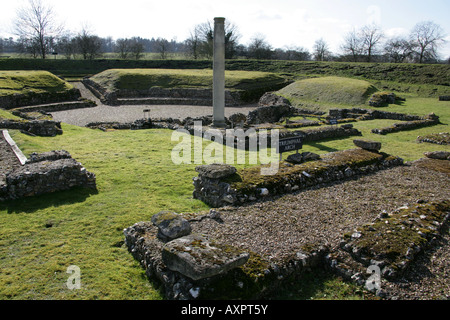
[51,82,259,127]
[188,163,450,299]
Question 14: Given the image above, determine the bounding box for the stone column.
[212,17,226,128]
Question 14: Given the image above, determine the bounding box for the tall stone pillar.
[212,17,226,128]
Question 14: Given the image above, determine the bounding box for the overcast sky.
[1,0,450,57]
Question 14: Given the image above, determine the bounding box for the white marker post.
[212,17,226,128]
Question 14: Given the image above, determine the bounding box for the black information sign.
[329,119,338,125]
[278,136,303,154]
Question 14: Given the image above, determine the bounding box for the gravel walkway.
[51,82,259,127]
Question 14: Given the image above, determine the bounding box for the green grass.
[0,123,271,299]
[0,69,449,300]
[277,76,378,112]
[279,94,450,162]
[90,68,287,92]
[0,71,73,97]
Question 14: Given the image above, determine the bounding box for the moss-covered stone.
[343,200,450,278]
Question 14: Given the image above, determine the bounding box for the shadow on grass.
[0,186,98,214]
[269,269,366,300]
[307,141,340,153]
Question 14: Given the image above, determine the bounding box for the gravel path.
[51,82,259,127]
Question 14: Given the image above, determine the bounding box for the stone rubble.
[0,150,96,201]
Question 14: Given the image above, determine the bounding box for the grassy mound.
[0,71,73,97]
[90,68,288,90]
[89,68,289,102]
[0,71,79,109]
[277,76,378,111]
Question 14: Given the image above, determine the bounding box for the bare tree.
[75,27,102,60]
[384,37,414,63]
[410,21,446,63]
[360,24,384,62]
[185,26,202,59]
[313,38,331,61]
[129,37,145,60]
[56,32,77,59]
[115,38,130,59]
[341,28,364,62]
[275,46,311,61]
[155,38,171,59]
[14,0,63,59]
[248,34,273,60]
[188,20,241,59]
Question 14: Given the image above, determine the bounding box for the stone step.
[116,97,213,106]
[13,100,96,113]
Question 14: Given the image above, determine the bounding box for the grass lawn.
[0,78,449,300]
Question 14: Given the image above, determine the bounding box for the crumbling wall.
[0,88,81,110]
[1,150,96,201]
[193,148,403,208]
[0,119,63,137]
[372,114,440,135]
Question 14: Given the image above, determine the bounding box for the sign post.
[278,136,303,161]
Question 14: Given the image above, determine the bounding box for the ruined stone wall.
[329,108,424,121]
[372,114,440,135]
[82,78,244,106]
[193,148,404,208]
[0,150,96,201]
[0,119,63,137]
[0,88,81,110]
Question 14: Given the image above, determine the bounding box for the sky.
[1,0,450,58]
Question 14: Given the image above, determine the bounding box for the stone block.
[162,234,249,281]
[424,151,450,160]
[353,139,382,152]
[151,211,192,241]
[195,163,237,179]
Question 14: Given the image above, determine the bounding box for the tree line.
[1,0,448,64]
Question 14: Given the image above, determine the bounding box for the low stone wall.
[299,125,361,142]
[247,104,297,124]
[417,132,449,145]
[0,119,63,137]
[372,114,440,135]
[86,119,152,131]
[124,198,449,300]
[124,213,327,300]
[193,148,403,208]
[326,199,450,297]
[12,99,96,113]
[82,78,247,107]
[1,150,96,201]
[0,88,81,110]
[82,78,118,105]
[329,108,424,121]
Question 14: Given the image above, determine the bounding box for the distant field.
[0,70,74,97]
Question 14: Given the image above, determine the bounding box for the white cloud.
[385,27,409,39]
